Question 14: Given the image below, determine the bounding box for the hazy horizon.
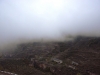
[0,0,100,49]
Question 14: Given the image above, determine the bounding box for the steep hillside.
[1,37,100,75]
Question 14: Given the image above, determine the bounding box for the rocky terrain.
[0,37,100,75]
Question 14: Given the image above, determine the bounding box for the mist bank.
[0,0,100,50]
[0,35,100,51]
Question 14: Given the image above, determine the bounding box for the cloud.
[0,0,100,49]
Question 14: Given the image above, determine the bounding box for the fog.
[0,0,100,49]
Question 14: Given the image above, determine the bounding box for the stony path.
[0,71,18,75]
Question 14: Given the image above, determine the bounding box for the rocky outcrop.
[32,60,78,75]
[33,60,50,72]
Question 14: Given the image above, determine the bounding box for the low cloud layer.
[0,0,100,49]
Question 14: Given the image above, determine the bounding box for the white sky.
[0,0,100,48]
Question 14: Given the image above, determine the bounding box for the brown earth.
[0,36,100,75]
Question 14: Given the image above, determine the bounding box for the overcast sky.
[0,0,100,48]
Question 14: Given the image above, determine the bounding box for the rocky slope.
[1,37,100,75]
